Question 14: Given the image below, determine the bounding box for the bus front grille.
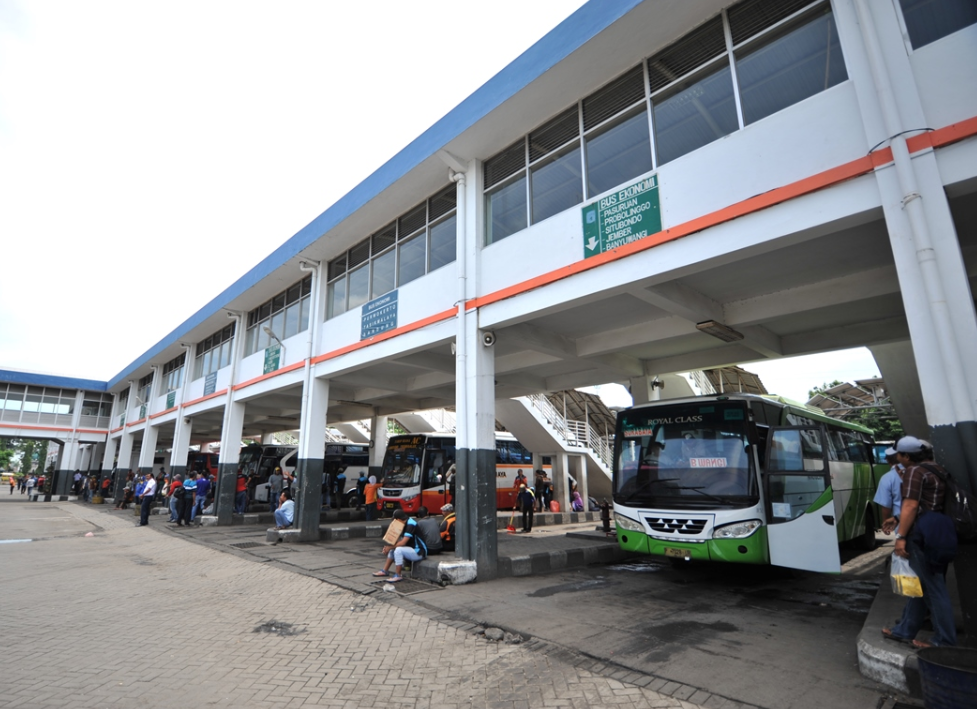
[646,517,708,535]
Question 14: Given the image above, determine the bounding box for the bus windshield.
[614,401,757,507]
[380,436,424,486]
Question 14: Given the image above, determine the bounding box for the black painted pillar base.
[295,458,324,542]
[930,420,977,642]
[456,447,498,580]
[216,463,237,525]
[170,465,187,481]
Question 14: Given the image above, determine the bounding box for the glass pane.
[327,278,347,319]
[900,0,977,49]
[269,311,285,344]
[283,302,300,340]
[371,248,396,298]
[348,265,369,309]
[255,325,270,353]
[299,296,310,333]
[737,11,847,126]
[652,63,738,165]
[767,473,827,520]
[429,215,456,271]
[398,232,426,287]
[768,429,825,472]
[202,350,213,377]
[485,174,527,244]
[531,146,583,224]
[245,326,256,356]
[586,111,653,196]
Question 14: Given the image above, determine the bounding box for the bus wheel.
[344,490,361,509]
[856,508,876,551]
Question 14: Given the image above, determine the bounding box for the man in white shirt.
[138,471,157,526]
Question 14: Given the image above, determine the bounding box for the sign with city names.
[361,290,398,339]
[263,343,281,375]
[203,372,218,396]
[166,391,176,409]
[582,175,661,259]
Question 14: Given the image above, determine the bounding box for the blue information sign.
[361,290,399,339]
[203,372,218,396]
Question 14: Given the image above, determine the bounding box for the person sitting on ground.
[571,482,584,512]
[373,509,427,582]
[439,503,456,552]
[413,506,443,556]
[274,489,295,530]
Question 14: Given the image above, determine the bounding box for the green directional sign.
[166,391,176,409]
[263,343,281,375]
[582,175,661,259]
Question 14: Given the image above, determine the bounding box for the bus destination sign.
[361,290,398,340]
[582,175,661,259]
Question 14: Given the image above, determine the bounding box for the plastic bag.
[890,553,923,597]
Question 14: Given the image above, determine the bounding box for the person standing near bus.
[883,436,957,648]
[268,467,284,511]
[515,484,535,533]
[234,467,248,514]
[364,475,380,521]
[874,446,903,534]
[137,471,157,526]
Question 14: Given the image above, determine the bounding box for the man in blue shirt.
[274,489,295,529]
[873,446,903,534]
[192,473,211,523]
[373,509,427,582]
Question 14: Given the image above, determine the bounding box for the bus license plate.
[664,547,689,559]
[384,502,396,510]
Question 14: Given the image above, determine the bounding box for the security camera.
[183,417,191,425]
[482,331,496,347]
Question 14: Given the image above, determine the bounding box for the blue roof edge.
[0,369,108,392]
[107,0,644,390]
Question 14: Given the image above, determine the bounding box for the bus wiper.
[670,485,737,505]
[621,478,679,503]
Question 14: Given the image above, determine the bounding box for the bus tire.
[856,507,876,551]
[344,490,360,509]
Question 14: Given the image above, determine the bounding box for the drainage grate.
[231,541,266,549]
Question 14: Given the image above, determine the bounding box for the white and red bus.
[377,433,544,514]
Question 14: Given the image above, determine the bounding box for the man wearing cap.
[883,436,957,648]
[515,483,536,533]
[874,445,904,534]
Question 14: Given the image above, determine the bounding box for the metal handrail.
[524,393,613,469]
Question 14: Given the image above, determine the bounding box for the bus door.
[421,448,449,512]
[763,426,840,573]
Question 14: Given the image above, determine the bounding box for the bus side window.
[755,426,768,467]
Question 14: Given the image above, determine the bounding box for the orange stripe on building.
[0,422,109,435]
[181,389,228,408]
[125,418,147,428]
[233,361,306,391]
[907,116,977,152]
[311,306,458,365]
[149,406,179,419]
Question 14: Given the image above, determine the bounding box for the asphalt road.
[407,534,895,709]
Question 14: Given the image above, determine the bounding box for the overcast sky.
[0,0,881,403]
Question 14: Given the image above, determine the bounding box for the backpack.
[921,463,977,541]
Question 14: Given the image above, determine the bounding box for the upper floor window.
[483,0,847,244]
[327,186,457,320]
[193,324,235,380]
[137,373,153,411]
[162,353,185,393]
[899,0,977,49]
[244,276,312,356]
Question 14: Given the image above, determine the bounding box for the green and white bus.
[612,394,884,573]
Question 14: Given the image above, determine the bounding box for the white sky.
[0,0,882,401]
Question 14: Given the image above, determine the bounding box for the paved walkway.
[1,499,712,709]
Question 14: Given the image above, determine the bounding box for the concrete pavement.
[0,496,716,709]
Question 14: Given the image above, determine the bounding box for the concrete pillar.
[100,435,118,497]
[576,455,589,511]
[113,430,136,501]
[137,425,159,478]
[456,315,498,578]
[552,453,570,514]
[629,376,663,406]
[369,410,387,477]
[169,415,193,480]
[295,377,329,541]
[216,400,246,525]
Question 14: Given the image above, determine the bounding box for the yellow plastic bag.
[890,554,923,598]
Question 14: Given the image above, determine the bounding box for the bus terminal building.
[1,0,976,580]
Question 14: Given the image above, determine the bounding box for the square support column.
[216,400,245,525]
[169,415,193,479]
[113,431,135,500]
[137,425,159,477]
[295,376,329,541]
[456,317,498,578]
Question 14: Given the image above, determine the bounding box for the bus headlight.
[712,519,761,539]
[615,515,644,533]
